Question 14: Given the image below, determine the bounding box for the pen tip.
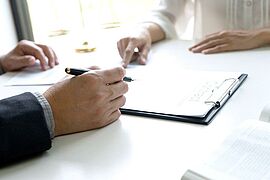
[65,68,70,73]
[123,77,135,82]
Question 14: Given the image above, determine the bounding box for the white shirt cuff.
[33,92,55,138]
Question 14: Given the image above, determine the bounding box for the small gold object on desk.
[75,41,96,53]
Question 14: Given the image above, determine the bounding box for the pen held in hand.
[65,68,134,82]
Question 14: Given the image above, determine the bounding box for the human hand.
[0,40,59,72]
[43,67,128,136]
[117,28,151,68]
[189,30,265,54]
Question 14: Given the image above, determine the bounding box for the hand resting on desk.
[0,40,59,72]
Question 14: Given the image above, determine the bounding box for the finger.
[122,43,137,68]
[97,67,126,84]
[189,34,222,50]
[137,45,150,65]
[95,110,120,129]
[52,48,59,65]
[118,39,135,61]
[108,81,128,100]
[108,109,122,123]
[37,44,58,68]
[117,40,125,59]
[111,95,126,108]
[20,42,48,70]
[191,39,226,53]
[103,103,124,126]
[202,44,229,54]
[20,55,36,66]
[108,96,126,115]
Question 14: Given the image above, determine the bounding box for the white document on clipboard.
[121,68,247,124]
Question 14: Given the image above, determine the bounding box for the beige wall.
[0,0,18,54]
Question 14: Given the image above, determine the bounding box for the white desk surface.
[1,40,270,180]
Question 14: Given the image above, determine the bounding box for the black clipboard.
[120,73,248,125]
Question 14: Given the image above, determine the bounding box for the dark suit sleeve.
[0,92,52,164]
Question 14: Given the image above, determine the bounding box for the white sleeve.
[142,0,187,39]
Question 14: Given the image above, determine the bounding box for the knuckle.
[80,73,102,88]
[88,72,102,82]
[41,45,50,52]
[33,47,44,55]
[18,40,28,45]
[16,40,28,49]
[96,91,107,101]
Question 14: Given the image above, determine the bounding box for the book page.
[4,64,67,86]
[182,120,270,180]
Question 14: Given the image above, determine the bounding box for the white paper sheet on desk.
[4,64,67,86]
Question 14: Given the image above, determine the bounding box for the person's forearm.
[141,23,166,43]
[254,28,270,46]
[0,93,51,164]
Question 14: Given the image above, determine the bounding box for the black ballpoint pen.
[65,68,134,82]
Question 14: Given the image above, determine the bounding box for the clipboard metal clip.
[204,78,239,108]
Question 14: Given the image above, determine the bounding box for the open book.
[181,103,270,180]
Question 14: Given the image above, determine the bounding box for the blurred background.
[26,0,156,52]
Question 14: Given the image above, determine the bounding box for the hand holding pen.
[45,66,129,136]
[65,67,134,82]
